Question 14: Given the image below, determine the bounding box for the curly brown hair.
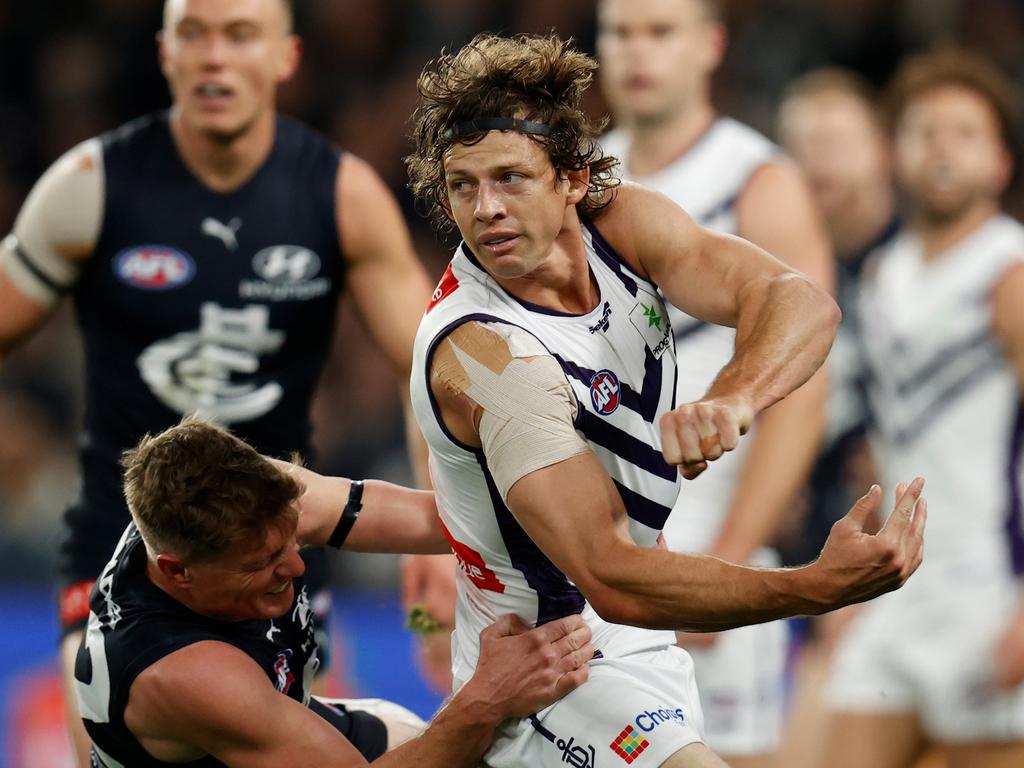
[406,33,620,233]
[123,417,303,563]
[885,47,1018,149]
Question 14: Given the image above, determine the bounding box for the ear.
[155,553,192,587]
[701,22,727,74]
[996,143,1015,196]
[440,193,455,224]
[276,34,302,84]
[156,30,170,78]
[564,166,591,207]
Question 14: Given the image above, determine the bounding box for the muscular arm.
[124,617,592,767]
[990,261,1024,689]
[335,156,455,637]
[336,153,433,487]
[596,184,839,478]
[708,161,834,563]
[272,461,446,554]
[0,139,102,362]
[430,322,924,632]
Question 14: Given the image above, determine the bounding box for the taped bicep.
[0,138,103,306]
[434,321,589,502]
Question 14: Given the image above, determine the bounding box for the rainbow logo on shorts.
[609,725,650,764]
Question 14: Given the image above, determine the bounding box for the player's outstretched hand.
[467,614,593,719]
[811,478,927,610]
[660,395,754,479]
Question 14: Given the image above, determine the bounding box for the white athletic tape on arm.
[1,138,103,303]
[448,330,588,502]
[0,235,61,307]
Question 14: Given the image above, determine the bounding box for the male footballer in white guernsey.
[822,49,1024,768]
[404,33,927,768]
[596,2,834,763]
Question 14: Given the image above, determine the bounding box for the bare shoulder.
[335,152,414,266]
[335,152,396,225]
[128,641,268,725]
[743,158,807,194]
[430,321,514,401]
[589,181,700,278]
[337,152,389,197]
[992,259,1024,331]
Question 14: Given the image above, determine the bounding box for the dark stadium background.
[1,2,1021,765]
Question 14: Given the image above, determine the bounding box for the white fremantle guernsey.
[860,214,1024,581]
[602,117,778,555]
[411,221,680,688]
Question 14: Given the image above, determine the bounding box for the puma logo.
[201,216,242,251]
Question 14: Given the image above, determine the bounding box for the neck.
[913,199,1000,262]
[169,106,276,192]
[493,216,598,314]
[622,99,716,178]
[829,183,897,260]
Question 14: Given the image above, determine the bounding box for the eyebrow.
[445,162,528,180]
[243,543,286,570]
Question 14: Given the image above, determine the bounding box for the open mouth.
[267,581,291,595]
[480,235,520,254]
[195,83,235,107]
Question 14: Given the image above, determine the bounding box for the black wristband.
[327,480,364,549]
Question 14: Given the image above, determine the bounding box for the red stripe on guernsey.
[60,580,95,627]
[427,262,459,312]
[439,519,505,593]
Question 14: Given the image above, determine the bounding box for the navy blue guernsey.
[75,525,319,767]
[63,112,344,582]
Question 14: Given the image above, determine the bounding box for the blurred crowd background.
[1,0,1023,587]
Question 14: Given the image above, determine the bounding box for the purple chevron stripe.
[613,479,675,530]
[1005,402,1024,574]
[476,454,586,625]
[555,347,664,423]
[584,220,640,297]
[576,408,678,482]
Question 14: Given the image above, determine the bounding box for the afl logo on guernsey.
[590,369,621,415]
[114,245,195,290]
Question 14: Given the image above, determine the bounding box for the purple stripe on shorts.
[1004,402,1024,574]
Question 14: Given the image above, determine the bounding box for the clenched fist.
[659,395,754,479]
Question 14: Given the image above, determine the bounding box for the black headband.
[442,118,553,141]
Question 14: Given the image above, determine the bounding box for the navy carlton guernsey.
[62,112,344,582]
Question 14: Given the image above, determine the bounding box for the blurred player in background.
[775,68,899,768]
[598,1,832,764]
[0,0,446,763]
[823,48,1024,768]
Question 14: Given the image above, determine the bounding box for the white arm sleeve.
[447,322,589,502]
[0,138,103,306]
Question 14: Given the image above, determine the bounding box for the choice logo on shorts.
[635,706,685,732]
[590,369,621,415]
[609,725,649,764]
[114,245,195,290]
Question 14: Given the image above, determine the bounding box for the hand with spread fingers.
[659,395,755,479]
[811,478,928,610]
[465,614,594,720]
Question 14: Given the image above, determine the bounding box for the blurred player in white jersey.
[598,1,832,764]
[775,69,899,768]
[824,48,1024,768]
